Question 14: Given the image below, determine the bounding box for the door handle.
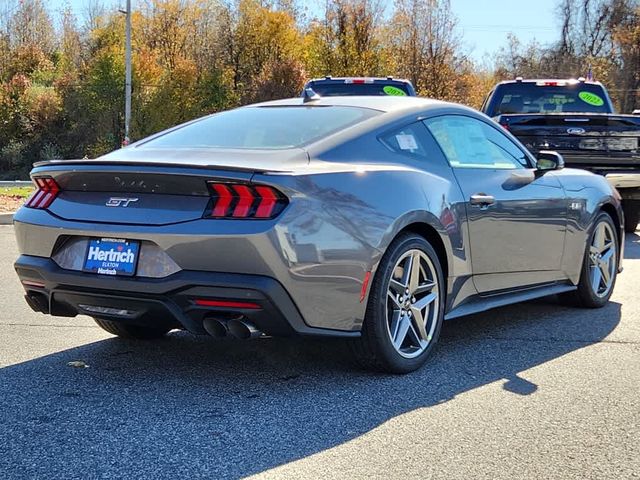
[470,193,495,207]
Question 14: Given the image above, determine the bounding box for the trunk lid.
[32,148,307,225]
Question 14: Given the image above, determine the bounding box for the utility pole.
[123,0,132,146]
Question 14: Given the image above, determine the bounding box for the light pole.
[123,0,132,146]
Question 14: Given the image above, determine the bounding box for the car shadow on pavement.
[0,297,622,479]
[624,232,640,259]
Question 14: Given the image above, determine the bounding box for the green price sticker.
[578,91,604,106]
[383,86,407,96]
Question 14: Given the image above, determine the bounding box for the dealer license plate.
[83,238,140,276]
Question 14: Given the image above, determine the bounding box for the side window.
[379,122,429,158]
[423,115,528,169]
[480,90,493,113]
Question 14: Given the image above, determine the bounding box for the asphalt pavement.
[0,224,639,479]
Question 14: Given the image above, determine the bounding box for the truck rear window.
[489,83,612,116]
[308,83,410,97]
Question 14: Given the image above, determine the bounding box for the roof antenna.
[303,87,321,103]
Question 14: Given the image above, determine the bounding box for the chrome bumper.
[605,173,640,189]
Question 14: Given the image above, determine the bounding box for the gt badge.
[106,197,139,207]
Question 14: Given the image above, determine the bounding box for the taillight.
[537,81,565,87]
[345,78,373,84]
[25,177,60,209]
[205,182,288,219]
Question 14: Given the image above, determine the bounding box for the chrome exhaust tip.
[202,318,229,338]
[227,319,262,340]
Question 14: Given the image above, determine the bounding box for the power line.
[464,25,555,31]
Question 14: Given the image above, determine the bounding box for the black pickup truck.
[482,79,640,232]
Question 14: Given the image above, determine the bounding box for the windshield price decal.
[383,86,407,96]
[578,91,604,106]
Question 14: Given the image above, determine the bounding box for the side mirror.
[536,150,565,172]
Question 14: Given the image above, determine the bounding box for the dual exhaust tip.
[203,317,262,340]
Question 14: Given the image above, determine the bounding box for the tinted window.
[380,123,429,158]
[308,83,410,97]
[424,116,528,169]
[141,106,380,150]
[488,83,611,116]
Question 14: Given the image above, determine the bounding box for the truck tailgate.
[498,113,640,168]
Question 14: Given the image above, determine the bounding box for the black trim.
[445,282,576,320]
[14,255,360,338]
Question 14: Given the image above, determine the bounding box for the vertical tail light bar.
[205,182,288,219]
[25,177,60,209]
[211,184,233,217]
[254,186,278,218]
[231,185,255,217]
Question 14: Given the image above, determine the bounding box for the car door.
[423,114,568,294]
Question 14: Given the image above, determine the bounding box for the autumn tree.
[247,57,306,103]
[612,3,640,111]
[216,0,304,102]
[7,0,55,54]
[304,0,388,77]
[494,34,550,79]
[385,0,467,100]
[507,0,640,110]
[1,0,640,179]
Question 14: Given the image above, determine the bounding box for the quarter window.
[380,122,429,158]
[424,115,528,169]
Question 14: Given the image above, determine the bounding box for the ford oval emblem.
[567,127,586,135]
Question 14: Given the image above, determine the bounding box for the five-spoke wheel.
[588,220,617,298]
[386,250,440,358]
[574,212,619,308]
[352,233,444,373]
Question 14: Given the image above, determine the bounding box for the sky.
[62,0,562,63]
[451,0,559,63]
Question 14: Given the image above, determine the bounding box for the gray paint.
[13,97,625,333]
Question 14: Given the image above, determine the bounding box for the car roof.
[246,96,481,156]
[497,78,604,86]
[307,76,412,83]
[247,95,447,114]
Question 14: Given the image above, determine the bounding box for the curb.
[0,181,31,187]
[0,212,15,225]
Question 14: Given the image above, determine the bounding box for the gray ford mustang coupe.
[13,96,624,373]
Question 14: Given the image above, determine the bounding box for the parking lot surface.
[1,224,639,479]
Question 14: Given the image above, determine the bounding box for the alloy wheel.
[386,249,440,358]
[588,221,616,298]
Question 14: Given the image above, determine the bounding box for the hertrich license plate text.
[83,238,140,276]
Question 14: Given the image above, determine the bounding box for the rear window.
[141,106,380,150]
[308,82,411,97]
[489,83,612,116]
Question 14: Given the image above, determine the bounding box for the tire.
[573,212,619,308]
[93,318,171,339]
[622,201,639,233]
[350,233,445,374]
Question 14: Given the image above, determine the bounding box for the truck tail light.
[25,177,60,209]
[204,182,288,219]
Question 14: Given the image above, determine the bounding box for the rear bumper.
[539,149,640,168]
[13,206,372,333]
[14,255,359,338]
[605,173,640,191]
